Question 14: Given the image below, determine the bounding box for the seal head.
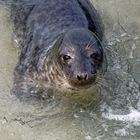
[42,28,107,92]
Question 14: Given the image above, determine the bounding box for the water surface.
[0,0,140,140]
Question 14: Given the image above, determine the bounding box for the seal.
[10,0,107,101]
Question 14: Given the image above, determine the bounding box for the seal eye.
[62,55,71,62]
[90,53,100,65]
[90,53,98,60]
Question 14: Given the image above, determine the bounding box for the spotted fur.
[9,0,106,101]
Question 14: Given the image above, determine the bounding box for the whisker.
[88,40,98,48]
[96,76,107,86]
[67,37,76,49]
[88,32,117,49]
[96,77,105,82]
[103,34,116,44]
[85,36,93,48]
[96,81,107,88]
[105,46,118,55]
[104,70,124,82]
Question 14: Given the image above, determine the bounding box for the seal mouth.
[68,76,96,89]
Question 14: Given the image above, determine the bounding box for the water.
[0,0,140,140]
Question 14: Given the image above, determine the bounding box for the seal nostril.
[76,74,88,81]
[84,74,88,80]
[77,75,82,81]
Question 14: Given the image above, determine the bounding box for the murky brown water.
[0,0,140,140]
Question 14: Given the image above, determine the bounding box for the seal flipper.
[77,0,104,41]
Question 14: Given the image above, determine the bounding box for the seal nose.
[76,73,88,81]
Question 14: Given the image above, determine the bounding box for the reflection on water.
[0,0,140,140]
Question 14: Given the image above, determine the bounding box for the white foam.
[121,33,127,37]
[85,135,92,140]
[129,44,136,59]
[102,108,140,125]
[114,128,129,136]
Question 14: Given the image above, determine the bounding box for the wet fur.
[7,0,105,101]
